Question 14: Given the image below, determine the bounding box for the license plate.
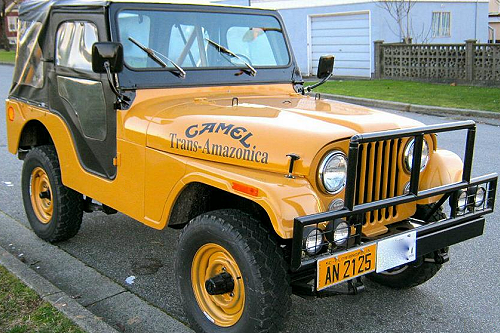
[317,243,377,291]
[376,230,416,273]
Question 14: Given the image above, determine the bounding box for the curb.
[0,210,194,333]
[0,61,14,67]
[314,93,500,121]
[0,246,119,333]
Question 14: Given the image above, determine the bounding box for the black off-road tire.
[21,145,83,243]
[412,204,447,223]
[367,204,446,289]
[176,209,291,333]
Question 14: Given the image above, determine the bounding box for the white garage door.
[310,12,371,77]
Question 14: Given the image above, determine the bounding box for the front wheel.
[176,209,291,333]
[367,204,446,289]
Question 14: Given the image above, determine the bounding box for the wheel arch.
[167,182,272,233]
[17,120,54,152]
[155,165,323,240]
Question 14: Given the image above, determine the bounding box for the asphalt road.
[0,65,499,332]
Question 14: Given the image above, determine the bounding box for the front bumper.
[290,121,497,276]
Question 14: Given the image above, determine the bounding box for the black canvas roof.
[19,0,107,22]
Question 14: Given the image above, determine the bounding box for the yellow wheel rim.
[30,167,53,224]
[191,243,245,327]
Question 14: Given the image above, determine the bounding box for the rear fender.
[5,100,46,154]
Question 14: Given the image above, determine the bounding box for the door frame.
[47,9,118,179]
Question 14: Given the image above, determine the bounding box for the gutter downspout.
[488,25,496,43]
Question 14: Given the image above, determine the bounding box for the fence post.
[373,40,384,79]
[465,39,476,83]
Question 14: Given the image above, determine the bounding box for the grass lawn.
[310,80,500,113]
[0,50,16,64]
[0,265,85,333]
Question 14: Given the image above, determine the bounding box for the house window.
[432,12,451,37]
[7,16,18,32]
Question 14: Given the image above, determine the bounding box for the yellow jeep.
[5,1,497,332]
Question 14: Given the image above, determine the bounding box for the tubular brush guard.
[290,121,497,280]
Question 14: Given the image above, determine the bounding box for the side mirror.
[92,42,124,74]
[317,55,334,79]
[302,55,335,94]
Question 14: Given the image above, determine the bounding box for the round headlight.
[305,228,324,255]
[457,190,467,211]
[333,221,349,246]
[403,181,411,195]
[319,151,347,194]
[404,138,429,172]
[475,186,486,207]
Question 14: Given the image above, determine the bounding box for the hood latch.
[286,154,300,179]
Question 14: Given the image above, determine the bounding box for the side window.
[56,21,98,71]
[15,20,44,88]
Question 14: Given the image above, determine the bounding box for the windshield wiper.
[128,37,186,79]
[205,38,257,77]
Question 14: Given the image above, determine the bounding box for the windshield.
[116,10,290,71]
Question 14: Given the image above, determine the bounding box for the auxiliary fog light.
[333,221,350,246]
[475,186,486,207]
[457,190,468,211]
[305,228,324,255]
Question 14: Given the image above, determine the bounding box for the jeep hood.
[143,91,423,176]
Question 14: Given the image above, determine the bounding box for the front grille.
[355,139,404,224]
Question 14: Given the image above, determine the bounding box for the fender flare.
[156,161,323,239]
[417,149,463,205]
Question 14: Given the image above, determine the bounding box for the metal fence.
[373,40,500,85]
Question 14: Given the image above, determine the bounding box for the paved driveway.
[0,65,499,332]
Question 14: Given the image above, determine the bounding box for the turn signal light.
[232,182,259,197]
[7,107,15,121]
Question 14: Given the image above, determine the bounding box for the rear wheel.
[21,145,83,243]
[176,209,291,333]
[367,204,446,289]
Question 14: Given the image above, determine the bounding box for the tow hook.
[347,277,365,295]
[292,277,365,298]
[434,249,450,264]
[205,272,235,295]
